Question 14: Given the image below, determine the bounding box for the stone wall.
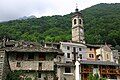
[8,52,55,71]
[57,66,75,80]
[9,61,54,71]
[0,50,10,80]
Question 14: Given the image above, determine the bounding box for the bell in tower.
[72,6,85,43]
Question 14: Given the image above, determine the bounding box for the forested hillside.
[0,3,120,47]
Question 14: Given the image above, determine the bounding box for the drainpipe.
[75,59,80,80]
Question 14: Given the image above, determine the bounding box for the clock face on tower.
[80,28,83,33]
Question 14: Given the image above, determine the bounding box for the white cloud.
[0,0,120,21]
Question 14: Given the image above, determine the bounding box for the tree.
[88,73,106,80]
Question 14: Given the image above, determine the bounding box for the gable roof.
[102,44,111,52]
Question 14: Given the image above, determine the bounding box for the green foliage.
[88,74,93,80]
[6,71,32,80]
[88,73,106,80]
[6,71,22,80]
[82,3,120,46]
[25,78,32,80]
[0,3,120,46]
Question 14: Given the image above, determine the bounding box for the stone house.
[1,40,64,80]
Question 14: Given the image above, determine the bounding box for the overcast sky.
[0,0,120,22]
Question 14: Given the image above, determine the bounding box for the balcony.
[117,69,120,74]
[101,69,119,74]
[100,69,107,74]
[9,61,54,71]
[81,68,93,73]
[108,69,117,74]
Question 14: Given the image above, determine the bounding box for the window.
[79,19,81,24]
[39,63,42,70]
[94,65,98,68]
[90,48,92,51]
[73,47,76,52]
[39,54,45,60]
[28,53,34,60]
[74,19,76,25]
[65,67,71,73]
[67,46,70,50]
[79,54,82,59]
[107,54,109,59]
[80,28,83,33]
[38,73,41,78]
[67,53,70,58]
[57,45,60,49]
[16,62,21,67]
[89,54,94,58]
[16,53,23,61]
[79,48,81,51]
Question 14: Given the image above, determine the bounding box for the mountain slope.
[0,3,120,46]
[81,3,120,46]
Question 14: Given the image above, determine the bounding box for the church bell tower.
[72,6,85,43]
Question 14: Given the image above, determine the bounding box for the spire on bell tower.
[72,4,85,44]
[75,3,79,12]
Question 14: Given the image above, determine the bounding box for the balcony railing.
[117,69,120,74]
[100,69,107,74]
[101,69,120,74]
[108,69,117,74]
[81,68,93,73]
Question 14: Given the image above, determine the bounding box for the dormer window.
[74,19,76,25]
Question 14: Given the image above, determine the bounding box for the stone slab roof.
[4,41,64,55]
[5,47,64,55]
[80,60,120,66]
